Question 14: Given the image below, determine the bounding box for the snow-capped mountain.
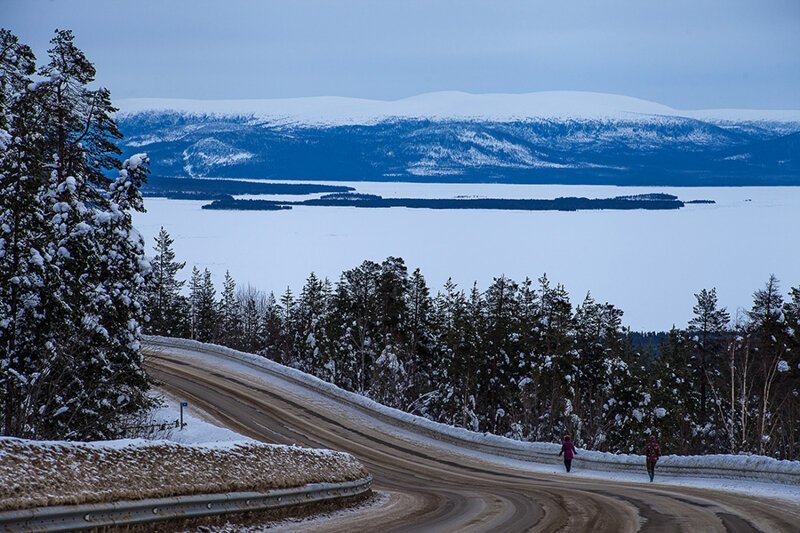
[115,91,800,185]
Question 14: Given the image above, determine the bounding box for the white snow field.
[133,183,800,331]
[116,91,800,125]
[148,337,800,503]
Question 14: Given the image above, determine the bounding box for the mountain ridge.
[115,92,800,185]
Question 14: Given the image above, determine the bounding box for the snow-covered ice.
[133,184,800,331]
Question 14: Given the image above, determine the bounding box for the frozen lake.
[132,183,800,331]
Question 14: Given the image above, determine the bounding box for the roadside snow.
[149,390,254,445]
[0,427,366,511]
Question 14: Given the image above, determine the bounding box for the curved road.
[145,344,800,532]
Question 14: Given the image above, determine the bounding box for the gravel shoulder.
[0,437,367,512]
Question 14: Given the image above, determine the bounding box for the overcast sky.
[3,0,799,109]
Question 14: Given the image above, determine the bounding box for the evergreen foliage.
[143,227,188,337]
[1,30,154,439]
[152,247,799,458]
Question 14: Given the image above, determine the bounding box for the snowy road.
[144,344,800,532]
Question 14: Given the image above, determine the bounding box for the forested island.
[202,192,691,211]
[142,176,354,200]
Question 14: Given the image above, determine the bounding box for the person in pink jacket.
[645,435,661,482]
[558,434,577,472]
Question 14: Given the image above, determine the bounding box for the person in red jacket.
[558,434,576,472]
[644,435,661,482]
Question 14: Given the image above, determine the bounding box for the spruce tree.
[405,268,434,404]
[187,266,217,342]
[217,270,240,345]
[748,275,788,454]
[237,285,263,353]
[260,292,283,360]
[688,288,730,425]
[144,227,187,337]
[2,30,154,439]
[429,279,474,427]
[278,287,296,365]
[0,29,47,437]
[188,266,202,340]
[295,273,330,374]
[483,275,521,435]
[196,269,217,343]
[337,261,381,392]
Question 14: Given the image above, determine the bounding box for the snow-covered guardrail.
[144,336,800,486]
[0,476,372,532]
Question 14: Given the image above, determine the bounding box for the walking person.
[558,434,576,473]
[644,435,660,482]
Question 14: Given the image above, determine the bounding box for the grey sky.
[3,0,799,109]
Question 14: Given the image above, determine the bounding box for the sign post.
[180,401,188,430]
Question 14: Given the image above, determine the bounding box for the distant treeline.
[143,228,800,460]
[201,193,689,212]
[142,176,354,200]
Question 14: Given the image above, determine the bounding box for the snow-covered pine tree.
[2,30,154,439]
[428,279,476,427]
[532,275,575,440]
[688,288,730,426]
[404,267,434,407]
[195,269,217,343]
[572,293,626,449]
[747,275,789,455]
[780,286,800,459]
[144,227,188,337]
[217,270,240,346]
[369,340,408,409]
[377,256,409,342]
[294,273,330,374]
[277,287,296,366]
[372,257,412,404]
[187,266,217,342]
[188,266,202,339]
[260,292,283,360]
[464,282,487,430]
[482,275,521,435]
[237,284,264,354]
[0,29,47,437]
[650,328,699,454]
[336,261,381,393]
[514,277,542,440]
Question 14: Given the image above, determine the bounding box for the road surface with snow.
[144,339,800,532]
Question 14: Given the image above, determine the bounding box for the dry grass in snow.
[0,437,368,511]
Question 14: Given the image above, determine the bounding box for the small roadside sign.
[179,401,188,429]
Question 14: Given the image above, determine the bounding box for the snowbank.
[145,336,800,488]
[148,392,256,445]
[0,437,367,512]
